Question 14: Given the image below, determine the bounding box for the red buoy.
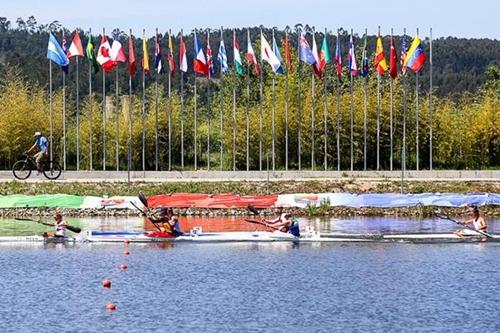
[119,264,128,271]
[123,250,130,256]
[106,303,116,312]
[102,279,112,288]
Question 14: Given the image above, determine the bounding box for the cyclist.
[26,131,49,174]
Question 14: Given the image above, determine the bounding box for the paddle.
[434,210,492,238]
[15,217,82,234]
[247,204,260,216]
[244,219,281,231]
[132,193,162,231]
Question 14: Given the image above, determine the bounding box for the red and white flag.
[179,34,188,73]
[97,35,117,72]
[67,32,84,58]
[110,37,126,63]
[246,29,260,75]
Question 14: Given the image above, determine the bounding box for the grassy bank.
[1,179,500,196]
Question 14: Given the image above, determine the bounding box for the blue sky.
[2,0,499,39]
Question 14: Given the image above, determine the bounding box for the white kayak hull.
[86,229,500,243]
[0,235,78,243]
[1,229,498,244]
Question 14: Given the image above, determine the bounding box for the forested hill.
[0,16,499,98]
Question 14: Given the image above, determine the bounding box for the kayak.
[86,228,500,243]
[0,235,78,244]
[1,228,498,244]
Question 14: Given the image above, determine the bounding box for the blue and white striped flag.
[273,32,282,63]
[47,33,69,71]
[218,36,229,74]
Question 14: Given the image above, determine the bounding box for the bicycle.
[12,153,62,180]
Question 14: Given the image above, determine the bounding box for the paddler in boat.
[262,209,301,237]
[151,207,183,237]
[39,212,68,238]
[454,206,488,237]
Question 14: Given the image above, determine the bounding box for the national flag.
[284,32,292,72]
[128,34,136,77]
[142,33,150,75]
[311,33,322,77]
[389,34,398,79]
[273,31,282,63]
[246,30,260,76]
[154,34,163,74]
[299,34,316,65]
[403,34,427,73]
[61,36,70,73]
[400,34,408,75]
[360,33,369,77]
[47,34,69,72]
[110,35,126,63]
[335,34,342,80]
[68,32,84,58]
[233,31,244,76]
[261,31,283,74]
[374,33,388,75]
[167,33,175,78]
[206,32,214,78]
[85,33,99,74]
[179,34,187,73]
[217,31,229,74]
[193,33,208,75]
[97,34,117,73]
[347,34,358,76]
[319,34,331,75]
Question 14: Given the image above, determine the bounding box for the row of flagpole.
[45,26,431,172]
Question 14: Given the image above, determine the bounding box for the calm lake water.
[1,216,499,332]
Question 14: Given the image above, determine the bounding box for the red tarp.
[147,193,278,209]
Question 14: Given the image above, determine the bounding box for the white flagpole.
[349,29,354,171]
[49,59,53,164]
[416,28,420,171]
[219,27,224,171]
[168,30,172,171]
[115,43,120,171]
[88,29,93,171]
[62,59,66,171]
[376,26,381,170]
[102,28,107,171]
[142,29,146,174]
[154,28,159,171]
[323,28,328,171]
[76,51,80,170]
[429,27,433,170]
[258,28,263,171]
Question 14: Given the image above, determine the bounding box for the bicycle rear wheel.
[12,160,31,180]
[42,161,62,180]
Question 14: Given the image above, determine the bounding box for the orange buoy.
[106,303,116,311]
[123,250,130,256]
[102,279,112,288]
[119,264,128,271]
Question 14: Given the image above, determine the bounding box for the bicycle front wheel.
[12,160,32,180]
[42,161,62,180]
